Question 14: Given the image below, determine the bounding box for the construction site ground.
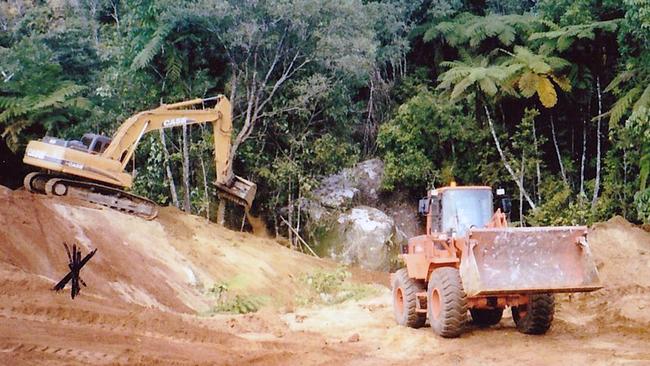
[1,185,649,365]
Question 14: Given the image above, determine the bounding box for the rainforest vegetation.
[1,0,649,230]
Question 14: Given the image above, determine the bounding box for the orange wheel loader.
[391,185,602,337]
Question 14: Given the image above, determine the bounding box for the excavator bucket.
[460,226,602,297]
[214,175,257,208]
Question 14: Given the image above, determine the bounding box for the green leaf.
[132,23,174,70]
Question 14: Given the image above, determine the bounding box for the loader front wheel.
[427,267,467,338]
[470,308,503,327]
[512,294,555,335]
[392,268,426,328]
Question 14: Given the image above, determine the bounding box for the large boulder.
[324,206,397,271]
[301,159,412,271]
[310,158,384,210]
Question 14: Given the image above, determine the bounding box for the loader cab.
[438,187,493,236]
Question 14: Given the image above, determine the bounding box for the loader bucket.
[214,175,257,208]
[460,226,602,297]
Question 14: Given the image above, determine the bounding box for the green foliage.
[526,179,596,225]
[437,55,515,101]
[313,134,360,176]
[634,189,650,223]
[0,38,91,151]
[426,12,543,48]
[377,87,485,191]
[529,19,620,52]
[297,266,379,305]
[501,46,571,107]
[208,282,266,314]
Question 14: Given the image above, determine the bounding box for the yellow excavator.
[22,95,256,219]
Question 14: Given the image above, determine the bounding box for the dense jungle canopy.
[1,0,649,232]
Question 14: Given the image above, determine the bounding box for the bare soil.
[1,188,649,365]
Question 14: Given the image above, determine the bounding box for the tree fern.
[132,23,174,70]
[427,13,543,49]
[529,19,620,52]
[31,83,86,110]
[501,46,570,108]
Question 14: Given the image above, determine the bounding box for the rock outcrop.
[302,159,414,271]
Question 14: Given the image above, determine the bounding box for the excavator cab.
[42,133,112,155]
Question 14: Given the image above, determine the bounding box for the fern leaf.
[31,84,86,111]
[604,70,635,93]
[0,96,21,110]
[557,35,573,51]
[641,153,650,191]
[609,86,640,125]
[536,76,557,108]
[132,23,173,70]
[479,77,498,96]
[518,71,538,98]
[450,76,473,100]
[497,26,516,46]
[550,74,572,92]
[633,83,650,111]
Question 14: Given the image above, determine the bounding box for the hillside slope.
[0,186,328,313]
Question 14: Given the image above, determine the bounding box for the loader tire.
[470,308,503,327]
[427,267,467,338]
[512,294,555,335]
[392,268,426,328]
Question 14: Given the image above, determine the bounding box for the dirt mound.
[589,216,650,287]
[556,216,650,331]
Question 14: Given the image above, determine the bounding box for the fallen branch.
[279,216,317,257]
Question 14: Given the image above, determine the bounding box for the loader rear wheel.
[427,267,467,338]
[392,268,426,328]
[470,308,503,327]
[512,294,555,335]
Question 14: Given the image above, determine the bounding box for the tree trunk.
[364,70,376,156]
[580,119,587,197]
[591,76,602,209]
[287,178,293,248]
[199,154,210,219]
[550,115,568,186]
[159,129,179,208]
[181,124,191,213]
[198,125,210,219]
[485,105,537,210]
[623,146,627,220]
[519,152,525,227]
[532,117,541,202]
[216,200,226,226]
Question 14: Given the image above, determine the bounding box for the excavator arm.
[100,95,256,208]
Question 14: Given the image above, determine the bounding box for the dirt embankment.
[0,187,329,314]
[1,186,649,365]
[0,187,369,365]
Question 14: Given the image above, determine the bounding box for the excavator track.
[24,173,159,220]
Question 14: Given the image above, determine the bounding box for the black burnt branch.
[52,242,97,299]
